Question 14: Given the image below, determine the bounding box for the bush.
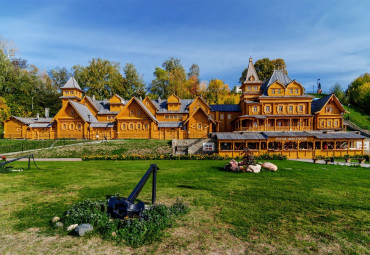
[57,198,189,247]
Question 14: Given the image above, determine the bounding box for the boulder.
[75,224,93,237]
[224,159,240,172]
[262,162,278,171]
[55,222,64,228]
[247,164,261,173]
[67,224,78,231]
[52,216,60,223]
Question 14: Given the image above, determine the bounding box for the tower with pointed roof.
[240,57,263,102]
[60,77,84,106]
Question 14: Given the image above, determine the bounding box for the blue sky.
[1,0,370,93]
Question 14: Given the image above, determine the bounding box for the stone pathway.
[290,158,370,168]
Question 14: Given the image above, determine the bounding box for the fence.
[0,139,91,154]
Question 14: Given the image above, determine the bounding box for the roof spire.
[244,57,261,83]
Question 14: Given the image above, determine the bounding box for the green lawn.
[0,139,93,154]
[7,139,172,158]
[0,160,368,254]
[344,105,370,130]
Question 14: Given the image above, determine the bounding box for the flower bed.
[82,153,287,161]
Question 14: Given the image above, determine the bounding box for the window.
[253,106,258,112]
[71,91,74,94]
[62,124,67,130]
[130,124,133,129]
[253,122,257,127]
[326,107,333,113]
[279,106,283,112]
[178,115,182,119]
[70,123,74,130]
[122,124,126,130]
[145,124,149,130]
[247,86,251,91]
[227,113,231,119]
[220,113,224,120]
[220,142,233,151]
[71,110,74,116]
[289,106,293,112]
[295,89,299,94]
[130,110,134,116]
[334,120,338,126]
[278,89,281,94]
[138,124,141,129]
[137,110,141,116]
[170,115,173,119]
[65,91,69,94]
[266,106,270,112]
[253,86,258,90]
[321,121,325,127]
[328,120,331,126]
[78,124,82,130]
[210,114,214,119]
[278,122,282,127]
[198,123,202,129]
[290,89,293,94]
[298,105,303,112]
[271,89,275,95]
[165,115,169,119]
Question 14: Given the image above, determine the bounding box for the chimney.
[36,113,40,119]
[139,96,142,101]
[45,108,50,118]
[92,95,96,101]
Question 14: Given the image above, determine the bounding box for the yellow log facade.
[3,58,367,158]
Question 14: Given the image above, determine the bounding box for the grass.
[343,105,370,130]
[308,93,328,99]
[0,139,92,154]
[8,139,172,158]
[0,160,368,254]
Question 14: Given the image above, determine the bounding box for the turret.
[59,77,83,106]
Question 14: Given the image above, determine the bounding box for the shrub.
[57,198,189,247]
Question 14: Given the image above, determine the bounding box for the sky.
[1,0,370,94]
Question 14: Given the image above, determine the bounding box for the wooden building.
[3,58,366,158]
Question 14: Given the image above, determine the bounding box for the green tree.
[239,58,287,84]
[330,83,348,104]
[49,67,70,88]
[73,58,125,100]
[149,58,188,98]
[123,63,146,98]
[347,73,370,110]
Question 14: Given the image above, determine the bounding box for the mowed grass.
[0,139,91,154]
[7,139,172,158]
[0,160,369,254]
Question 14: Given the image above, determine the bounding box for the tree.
[49,67,70,88]
[239,58,287,84]
[123,63,146,98]
[0,36,17,59]
[330,83,347,104]
[0,97,10,124]
[72,58,125,100]
[149,57,188,98]
[187,64,200,98]
[347,73,370,110]
[206,79,230,104]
